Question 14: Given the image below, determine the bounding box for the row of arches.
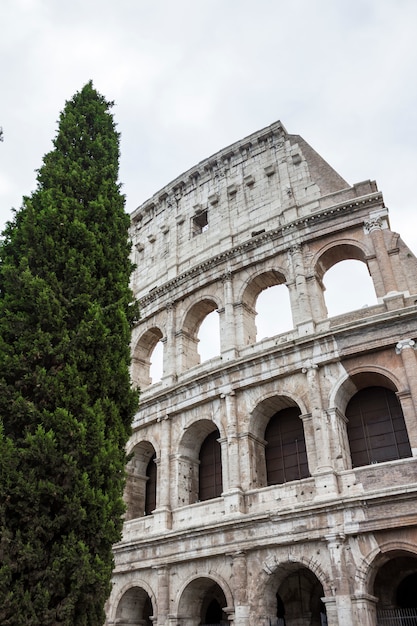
[112,552,417,625]
[135,255,380,387]
[125,380,413,520]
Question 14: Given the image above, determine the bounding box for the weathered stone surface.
[106,122,417,626]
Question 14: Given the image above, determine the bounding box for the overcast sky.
[1,0,416,255]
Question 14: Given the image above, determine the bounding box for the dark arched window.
[145,453,156,515]
[204,599,223,624]
[346,386,411,467]
[198,430,222,501]
[397,573,417,609]
[265,407,309,485]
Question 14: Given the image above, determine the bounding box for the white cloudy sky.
[1,0,416,249]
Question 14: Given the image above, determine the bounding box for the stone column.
[221,389,245,513]
[325,407,351,471]
[175,329,199,372]
[234,301,257,347]
[395,338,417,453]
[351,593,378,626]
[221,271,238,360]
[222,390,241,489]
[302,360,339,497]
[155,566,170,626]
[325,534,354,626]
[287,244,314,333]
[364,216,397,296]
[302,361,332,472]
[230,552,249,626]
[163,301,177,383]
[299,412,316,475]
[321,596,339,626]
[153,414,172,529]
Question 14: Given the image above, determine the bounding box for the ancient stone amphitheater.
[106,122,417,626]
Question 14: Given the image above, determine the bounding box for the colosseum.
[105,121,417,626]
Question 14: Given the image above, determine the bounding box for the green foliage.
[0,82,139,625]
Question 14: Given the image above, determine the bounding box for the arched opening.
[115,586,154,626]
[265,407,309,485]
[203,598,226,625]
[145,452,157,515]
[346,386,412,468]
[240,269,288,346]
[249,395,308,489]
[277,567,326,626]
[199,429,223,501]
[125,441,157,520]
[177,577,229,626]
[177,420,222,506]
[256,283,293,340]
[181,298,220,371]
[198,309,221,362]
[323,259,377,317]
[132,327,163,388]
[374,555,417,625]
[276,592,286,623]
[149,339,163,383]
[263,564,327,626]
[398,572,417,608]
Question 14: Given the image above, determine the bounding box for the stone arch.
[132,326,164,388]
[313,239,370,280]
[330,368,411,470]
[355,542,417,624]
[312,239,377,319]
[238,269,289,346]
[356,540,417,595]
[175,573,233,626]
[179,296,222,371]
[331,366,402,416]
[249,394,308,489]
[114,583,155,626]
[256,556,331,625]
[177,419,224,506]
[249,392,308,439]
[125,440,158,520]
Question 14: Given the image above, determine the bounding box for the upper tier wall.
[129,121,377,299]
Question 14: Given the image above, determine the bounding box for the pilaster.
[302,360,339,498]
[364,215,397,297]
[221,271,238,360]
[395,338,417,453]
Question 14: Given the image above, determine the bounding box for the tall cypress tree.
[0,82,138,625]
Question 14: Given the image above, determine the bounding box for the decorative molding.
[138,193,384,308]
[264,164,276,177]
[288,244,302,256]
[364,216,383,234]
[395,338,416,354]
[208,192,219,205]
[221,270,232,283]
[302,359,319,374]
[244,174,255,187]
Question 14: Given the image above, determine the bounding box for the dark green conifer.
[0,82,138,625]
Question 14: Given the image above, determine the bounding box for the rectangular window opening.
[192,210,209,235]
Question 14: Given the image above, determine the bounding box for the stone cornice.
[130,121,287,225]
[137,191,383,309]
[134,304,417,420]
[113,476,417,563]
